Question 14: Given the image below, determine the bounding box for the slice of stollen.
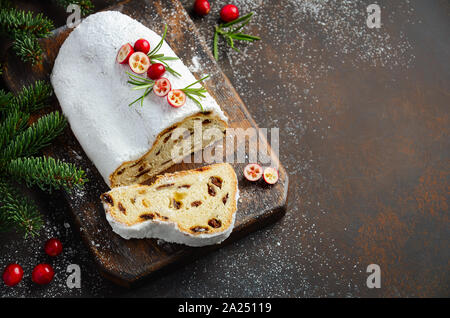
[101,163,238,247]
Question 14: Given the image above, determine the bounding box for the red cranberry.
[2,264,24,287]
[220,4,239,22]
[44,238,63,257]
[147,63,166,80]
[32,264,54,285]
[134,39,150,54]
[194,0,211,16]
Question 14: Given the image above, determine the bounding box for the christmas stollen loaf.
[101,163,238,246]
[51,11,227,188]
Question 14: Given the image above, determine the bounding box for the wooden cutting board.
[3,0,288,287]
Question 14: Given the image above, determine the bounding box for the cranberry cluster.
[117,39,166,79]
[193,1,240,23]
[2,238,62,287]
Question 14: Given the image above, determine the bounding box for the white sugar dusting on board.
[189,55,202,72]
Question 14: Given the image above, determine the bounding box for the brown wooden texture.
[3,0,288,287]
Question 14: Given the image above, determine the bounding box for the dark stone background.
[0,0,448,297]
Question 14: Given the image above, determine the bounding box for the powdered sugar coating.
[51,11,227,187]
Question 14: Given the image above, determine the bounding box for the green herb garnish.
[213,12,261,61]
[147,25,181,77]
[180,75,210,111]
[127,72,155,107]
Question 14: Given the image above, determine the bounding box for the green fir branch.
[0,109,30,151]
[0,89,13,113]
[0,179,43,238]
[11,31,43,65]
[10,80,53,113]
[0,80,88,239]
[0,7,53,38]
[7,156,87,193]
[0,6,53,64]
[1,111,67,164]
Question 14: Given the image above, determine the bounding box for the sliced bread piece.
[101,163,238,247]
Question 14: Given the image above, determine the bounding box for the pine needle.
[0,179,43,238]
[0,109,30,151]
[7,156,87,192]
[0,89,13,113]
[0,79,88,238]
[10,80,53,113]
[0,8,54,38]
[1,111,67,163]
[0,6,53,64]
[11,31,43,65]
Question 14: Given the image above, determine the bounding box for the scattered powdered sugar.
[188,55,202,72]
[288,0,416,68]
[171,0,419,297]
[1,0,421,297]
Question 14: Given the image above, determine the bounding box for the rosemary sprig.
[180,75,210,112]
[213,12,260,61]
[127,72,155,107]
[147,24,181,77]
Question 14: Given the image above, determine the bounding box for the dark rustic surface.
[2,0,288,287]
[1,0,449,297]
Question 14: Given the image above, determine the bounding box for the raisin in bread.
[101,163,238,247]
[51,11,227,188]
